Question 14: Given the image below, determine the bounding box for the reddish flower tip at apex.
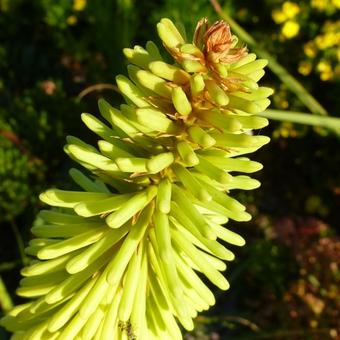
[202,19,247,64]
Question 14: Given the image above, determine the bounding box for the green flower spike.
[1,18,272,339]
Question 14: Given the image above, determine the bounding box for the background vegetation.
[0,0,339,339]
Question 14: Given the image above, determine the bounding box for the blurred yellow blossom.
[311,0,328,10]
[332,0,340,8]
[310,320,318,328]
[280,100,289,109]
[315,32,340,49]
[312,20,340,54]
[0,0,9,12]
[272,2,300,24]
[317,60,332,72]
[323,19,340,31]
[282,21,300,38]
[73,0,87,11]
[67,15,78,26]
[280,127,290,138]
[302,20,340,81]
[317,60,333,80]
[330,329,338,339]
[298,61,313,75]
[272,9,287,24]
[320,71,333,81]
[282,2,301,18]
[304,42,317,58]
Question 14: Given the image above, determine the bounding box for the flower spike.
[1,17,271,339]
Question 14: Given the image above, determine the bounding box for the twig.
[222,316,260,332]
[241,328,332,339]
[197,315,260,332]
[0,261,20,272]
[0,130,43,167]
[10,219,28,266]
[0,130,29,155]
[78,83,121,99]
[209,0,328,116]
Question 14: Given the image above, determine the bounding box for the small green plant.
[1,18,272,339]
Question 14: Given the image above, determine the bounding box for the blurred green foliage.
[0,0,339,339]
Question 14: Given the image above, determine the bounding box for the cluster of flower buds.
[1,18,272,339]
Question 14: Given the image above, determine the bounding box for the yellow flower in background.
[310,320,318,328]
[0,0,9,12]
[272,2,300,24]
[282,2,301,18]
[282,20,300,39]
[315,32,340,49]
[311,0,328,10]
[304,42,317,58]
[317,60,333,80]
[317,60,332,72]
[332,0,340,8]
[67,15,78,26]
[322,21,340,53]
[320,71,333,81]
[272,9,287,24]
[273,2,301,39]
[73,0,87,11]
[280,100,289,109]
[323,19,340,31]
[298,61,313,75]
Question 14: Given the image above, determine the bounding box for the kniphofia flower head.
[1,18,272,339]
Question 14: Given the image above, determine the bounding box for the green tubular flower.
[1,18,272,339]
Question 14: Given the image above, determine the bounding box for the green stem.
[238,328,331,339]
[261,109,340,134]
[0,261,20,272]
[0,276,13,312]
[10,219,28,266]
[209,0,328,116]
[202,315,260,332]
